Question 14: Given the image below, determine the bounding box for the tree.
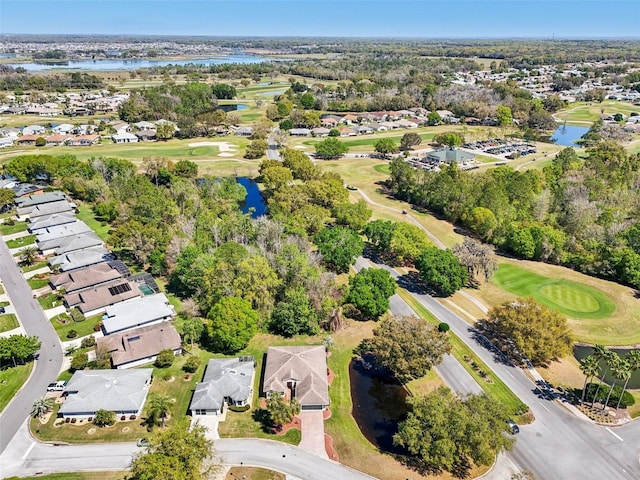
[244,139,268,159]
[156,122,174,140]
[31,397,54,419]
[388,222,432,264]
[579,355,600,404]
[266,392,300,430]
[207,297,258,353]
[173,160,198,179]
[182,317,204,352]
[415,247,468,296]
[154,349,175,368]
[496,105,513,128]
[148,394,172,427]
[315,137,348,159]
[0,335,41,368]
[35,136,46,147]
[94,409,116,427]
[261,165,293,191]
[464,207,498,240]
[211,83,237,99]
[0,188,15,210]
[344,268,396,321]
[332,200,372,231]
[19,246,38,266]
[427,111,442,126]
[127,422,216,480]
[433,132,463,148]
[269,287,319,337]
[314,226,364,273]
[603,355,625,410]
[452,238,498,284]
[361,314,451,382]
[363,220,396,251]
[400,132,422,150]
[617,350,640,409]
[374,137,397,157]
[183,355,201,373]
[394,387,513,475]
[482,299,573,366]
[591,345,612,408]
[70,352,88,371]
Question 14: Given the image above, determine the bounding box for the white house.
[111,133,139,144]
[22,125,46,136]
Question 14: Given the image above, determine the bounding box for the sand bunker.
[189,141,237,152]
[294,145,308,149]
[218,152,234,157]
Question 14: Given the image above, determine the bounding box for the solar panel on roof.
[108,283,132,296]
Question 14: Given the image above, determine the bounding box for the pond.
[574,345,640,390]
[236,177,266,218]
[219,104,249,112]
[8,54,271,71]
[349,355,410,453]
[550,125,590,147]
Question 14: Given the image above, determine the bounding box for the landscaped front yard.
[0,221,27,235]
[50,313,101,341]
[0,363,33,412]
[6,234,36,248]
[0,313,19,333]
[28,276,51,290]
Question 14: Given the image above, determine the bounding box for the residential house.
[59,369,152,419]
[263,346,330,410]
[341,114,358,124]
[28,213,77,232]
[49,247,114,272]
[45,134,73,147]
[155,119,179,132]
[18,200,75,221]
[353,125,373,135]
[16,191,66,208]
[134,121,155,131]
[97,322,182,369]
[68,134,100,146]
[38,232,102,256]
[189,357,255,416]
[4,105,27,115]
[321,115,340,128]
[394,119,419,129]
[11,183,44,197]
[15,135,41,146]
[426,147,476,165]
[135,130,157,142]
[112,122,131,135]
[111,133,139,144]
[73,124,97,135]
[0,127,20,139]
[23,125,46,136]
[0,137,14,148]
[52,123,75,134]
[35,220,91,243]
[311,127,330,137]
[50,262,126,293]
[369,123,388,132]
[289,128,310,137]
[339,127,357,137]
[235,127,253,137]
[101,293,176,335]
[64,280,142,317]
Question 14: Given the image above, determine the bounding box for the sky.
[1,0,639,38]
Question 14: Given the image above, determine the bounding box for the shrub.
[182,355,201,373]
[70,352,88,371]
[583,382,635,408]
[35,137,46,147]
[80,335,96,348]
[94,409,116,427]
[66,329,78,339]
[438,322,450,332]
[155,349,175,368]
[228,404,251,413]
[4,217,15,226]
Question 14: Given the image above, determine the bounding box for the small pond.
[349,355,410,453]
[236,177,266,218]
[219,104,249,112]
[574,345,640,389]
[550,125,590,147]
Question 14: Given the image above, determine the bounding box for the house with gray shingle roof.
[101,293,176,335]
[190,357,255,415]
[263,346,329,410]
[59,369,152,419]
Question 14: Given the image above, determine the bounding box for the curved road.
[0,239,63,453]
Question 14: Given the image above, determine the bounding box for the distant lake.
[8,54,271,71]
[550,125,590,147]
[219,104,249,112]
[236,177,266,218]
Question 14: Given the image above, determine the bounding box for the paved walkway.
[298,410,328,458]
[23,266,50,279]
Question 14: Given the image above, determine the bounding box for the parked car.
[507,419,520,434]
[46,381,66,392]
[137,438,151,447]
[0,306,5,313]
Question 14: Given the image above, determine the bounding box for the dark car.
[507,419,520,434]
[0,306,5,314]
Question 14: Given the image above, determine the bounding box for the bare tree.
[452,238,498,284]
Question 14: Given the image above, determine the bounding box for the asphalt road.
[0,239,63,454]
[368,257,640,480]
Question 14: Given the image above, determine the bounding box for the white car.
[46,381,66,392]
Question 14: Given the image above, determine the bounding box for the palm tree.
[579,355,600,404]
[616,350,640,410]
[20,246,38,266]
[31,397,54,419]
[590,345,611,408]
[147,394,172,427]
[603,357,625,410]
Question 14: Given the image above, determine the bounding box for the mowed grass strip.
[397,289,527,417]
[0,313,19,332]
[493,263,615,320]
[0,363,32,412]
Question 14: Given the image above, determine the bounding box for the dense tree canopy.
[315,137,348,159]
[207,297,259,353]
[415,247,468,296]
[314,226,364,273]
[344,268,396,320]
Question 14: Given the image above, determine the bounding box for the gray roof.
[102,293,175,334]
[18,200,74,218]
[38,232,102,254]
[15,191,65,208]
[28,213,77,232]
[263,346,329,407]
[97,322,182,368]
[60,369,152,415]
[64,280,141,314]
[426,147,475,164]
[50,263,124,292]
[36,221,91,242]
[49,247,113,272]
[190,358,254,412]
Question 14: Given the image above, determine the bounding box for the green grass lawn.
[21,259,49,273]
[0,363,33,413]
[12,473,125,480]
[38,292,63,310]
[493,264,616,320]
[0,313,19,332]
[556,100,640,125]
[373,163,391,174]
[0,221,27,235]
[397,290,528,418]
[50,313,101,341]
[76,204,111,241]
[27,277,50,289]
[6,234,36,248]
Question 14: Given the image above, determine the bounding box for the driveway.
[297,410,327,458]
